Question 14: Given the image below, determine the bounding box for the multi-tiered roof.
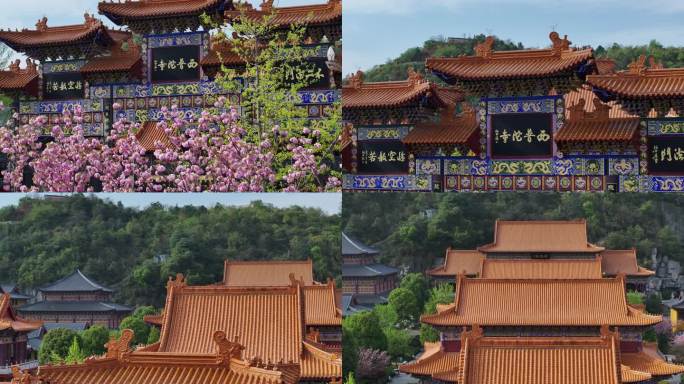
[403,220,681,383]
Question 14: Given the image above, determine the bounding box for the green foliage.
[596,40,684,70]
[420,323,440,343]
[373,304,398,329]
[424,284,454,314]
[147,326,160,344]
[202,6,341,190]
[132,306,157,319]
[388,287,420,325]
[0,195,340,308]
[646,294,663,314]
[343,311,387,351]
[384,327,417,360]
[119,316,150,346]
[644,328,657,342]
[39,328,81,364]
[400,273,429,309]
[360,34,524,83]
[658,332,672,354]
[65,337,85,364]
[345,372,356,384]
[627,291,644,305]
[80,325,110,357]
[342,322,359,379]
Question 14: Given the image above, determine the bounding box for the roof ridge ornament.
[627,55,647,75]
[349,70,364,88]
[213,330,245,364]
[167,273,187,289]
[648,56,664,70]
[35,17,48,32]
[474,36,495,58]
[260,0,274,12]
[105,329,134,361]
[549,31,571,54]
[407,66,424,84]
[11,365,32,384]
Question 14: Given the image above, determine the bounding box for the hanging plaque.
[357,140,408,174]
[648,135,684,174]
[490,113,553,158]
[43,72,84,100]
[151,46,201,83]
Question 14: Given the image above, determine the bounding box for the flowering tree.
[0,7,341,192]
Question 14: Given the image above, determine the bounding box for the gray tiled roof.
[39,270,113,293]
[17,301,131,313]
[342,233,379,256]
[342,263,400,277]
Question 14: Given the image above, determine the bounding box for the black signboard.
[357,140,408,174]
[43,72,84,100]
[151,46,201,83]
[283,57,329,89]
[490,113,553,158]
[648,135,684,174]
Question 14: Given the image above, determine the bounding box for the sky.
[0,193,341,214]
[344,0,684,73]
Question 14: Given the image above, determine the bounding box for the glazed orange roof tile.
[201,40,246,68]
[426,33,593,81]
[343,68,461,109]
[302,282,341,326]
[300,341,342,379]
[0,60,38,91]
[136,122,174,152]
[403,106,479,145]
[0,14,109,50]
[421,276,661,327]
[223,259,314,287]
[29,329,299,384]
[480,258,603,279]
[587,55,684,99]
[80,37,142,75]
[157,279,303,363]
[601,249,655,277]
[478,220,605,253]
[224,0,342,29]
[557,87,640,143]
[620,365,652,383]
[457,326,622,384]
[621,342,684,377]
[98,0,226,21]
[399,342,460,381]
[427,249,484,277]
[0,293,41,333]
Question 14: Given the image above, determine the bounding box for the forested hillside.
[342,194,684,272]
[359,35,684,82]
[0,195,340,307]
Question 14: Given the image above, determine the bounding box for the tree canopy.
[0,195,340,308]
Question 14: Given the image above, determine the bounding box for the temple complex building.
[0,294,41,380]
[343,32,684,192]
[401,219,681,383]
[341,232,400,312]
[0,0,341,156]
[11,268,342,384]
[16,270,131,329]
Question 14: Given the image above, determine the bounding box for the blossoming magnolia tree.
[0,9,341,192]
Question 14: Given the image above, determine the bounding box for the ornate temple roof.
[341,232,379,257]
[587,55,684,99]
[223,259,314,286]
[478,220,605,253]
[135,122,174,152]
[456,326,622,384]
[402,105,479,146]
[302,282,342,326]
[421,276,661,327]
[480,258,603,279]
[0,13,109,51]
[342,68,461,109]
[0,293,42,333]
[601,249,655,277]
[201,39,245,68]
[224,0,342,29]
[342,264,400,278]
[0,59,39,94]
[80,36,143,75]
[17,301,132,313]
[399,342,460,382]
[38,269,113,293]
[621,342,684,377]
[427,249,483,277]
[98,0,228,23]
[426,32,593,82]
[556,86,640,143]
